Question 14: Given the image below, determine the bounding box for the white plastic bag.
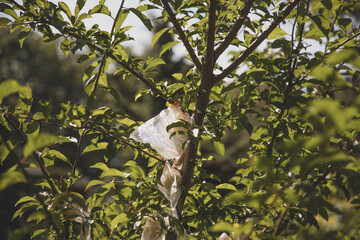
[141,220,165,240]
[158,162,182,218]
[219,233,232,240]
[130,104,191,160]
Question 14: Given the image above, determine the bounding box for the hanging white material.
[158,162,182,218]
[130,104,191,160]
[219,233,232,240]
[141,220,166,240]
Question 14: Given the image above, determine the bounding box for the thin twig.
[272,202,290,236]
[214,0,254,60]
[110,0,126,39]
[71,130,86,175]
[0,133,64,239]
[324,0,345,54]
[2,112,164,163]
[160,0,202,72]
[215,0,302,82]
[4,115,58,194]
[334,31,360,50]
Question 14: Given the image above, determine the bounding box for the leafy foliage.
[0,0,360,239]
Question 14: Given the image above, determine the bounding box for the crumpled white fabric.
[158,162,182,218]
[141,220,165,240]
[130,104,191,160]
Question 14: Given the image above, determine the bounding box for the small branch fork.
[215,0,302,82]
[214,0,255,60]
[160,0,203,72]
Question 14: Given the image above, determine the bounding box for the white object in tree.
[130,104,191,160]
[141,220,165,240]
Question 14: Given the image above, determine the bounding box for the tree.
[0,0,360,239]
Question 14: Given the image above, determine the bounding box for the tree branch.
[204,0,217,70]
[215,0,302,82]
[160,0,202,72]
[272,202,290,237]
[4,115,58,194]
[173,0,218,231]
[0,133,64,239]
[334,31,360,50]
[214,0,254,60]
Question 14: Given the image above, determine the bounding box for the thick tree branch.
[215,0,302,82]
[170,3,218,238]
[214,0,254,60]
[160,0,202,72]
[204,0,217,70]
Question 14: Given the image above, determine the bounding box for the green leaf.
[134,88,150,101]
[59,2,72,20]
[76,0,86,13]
[85,179,104,191]
[18,28,30,48]
[0,17,11,26]
[60,39,71,58]
[111,213,129,230]
[129,8,152,31]
[0,79,23,103]
[151,28,169,48]
[113,10,129,35]
[172,73,183,81]
[82,142,108,155]
[15,196,37,206]
[321,0,332,10]
[23,133,61,158]
[100,168,126,178]
[88,4,111,16]
[160,41,180,57]
[0,171,25,191]
[209,221,237,234]
[213,140,225,157]
[267,27,287,40]
[42,149,71,166]
[167,83,185,94]
[145,58,165,71]
[216,183,237,191]
[90,162,109,171]
[0,143,11,164]
[113,45,129,62]
[31,229,47,239]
